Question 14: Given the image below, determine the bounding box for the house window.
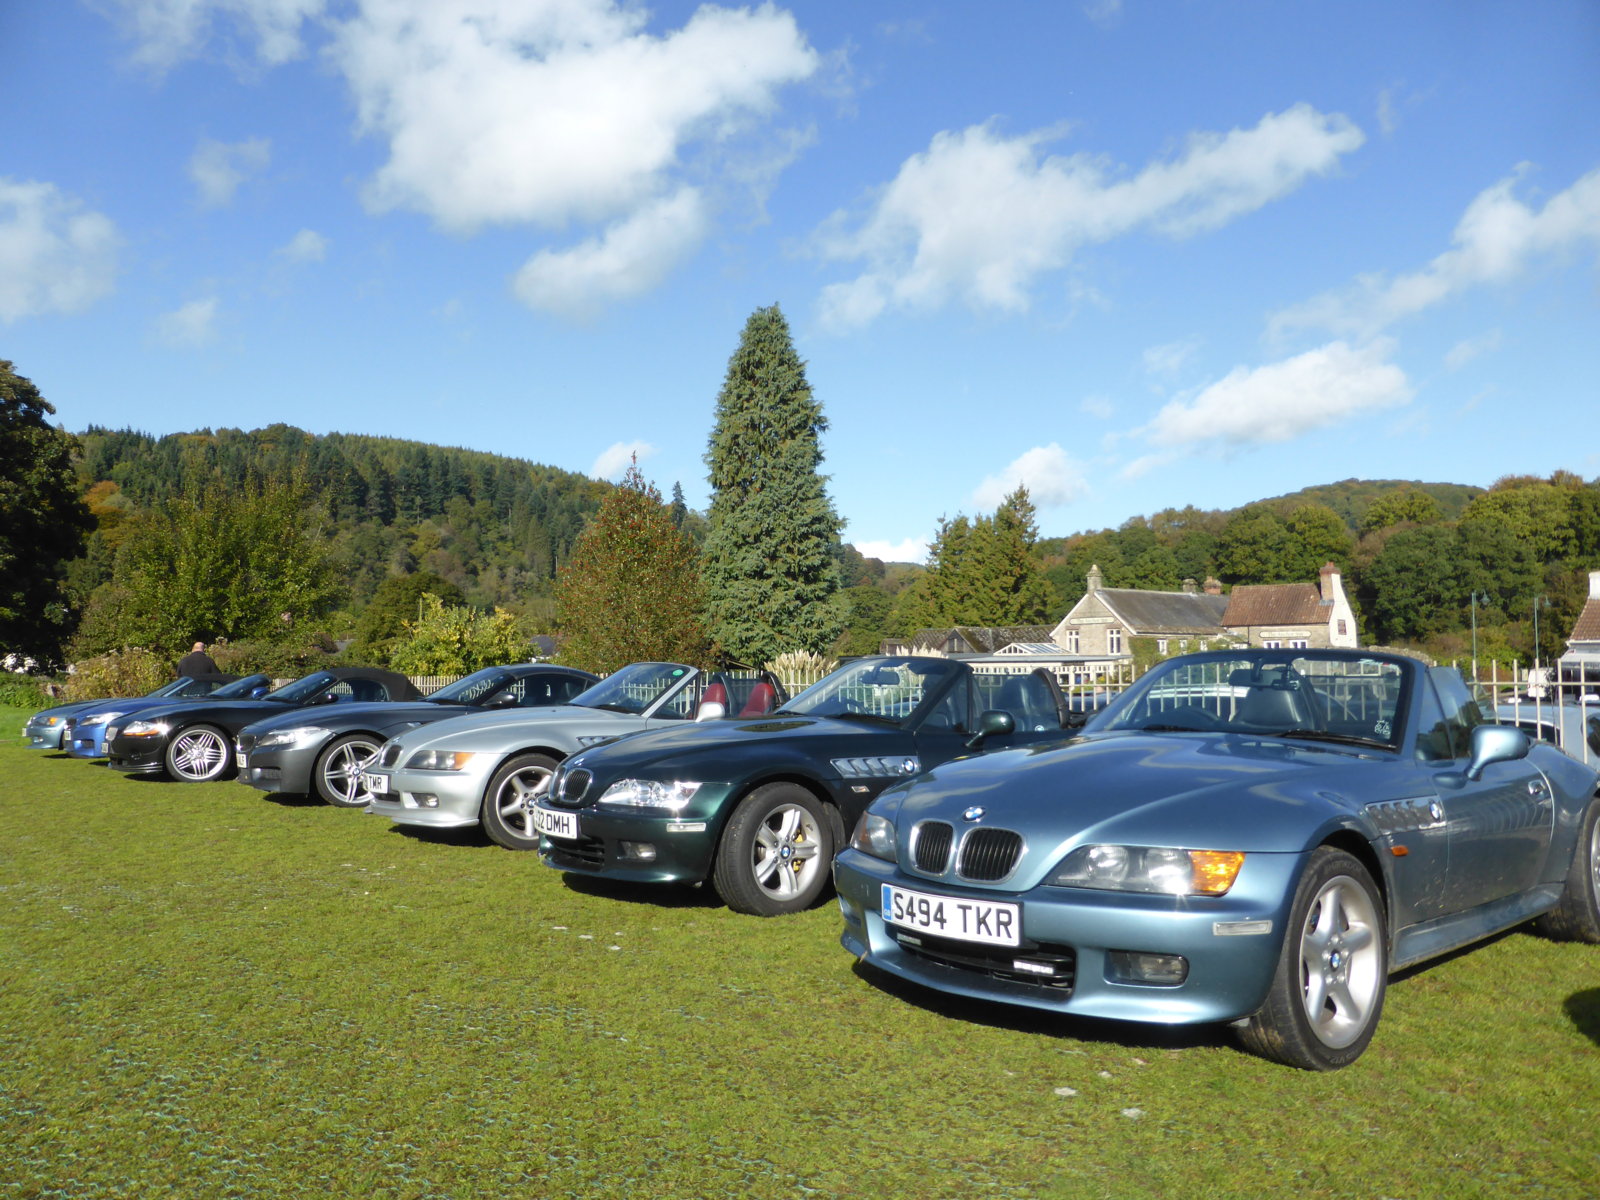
[1108,628,1124,654]
[1179,640,1189,652]
[1156,639,1168,655]
[1337,619,1348,635]
[1289,639,1309,649]
[1262,639,1282,649]
[1065,629,1080,653]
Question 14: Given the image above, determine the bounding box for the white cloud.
[816,104,1363,329]
[973,443,1090,510]
[1444,329,1502,371]
[590,440,657,480]
[851,538,928,564]
[334,0,818,234]
[1144,340,1412,448]
[1080,394,1114,419]
[1270,166,1600,339]
[277,228,328,261]
[0,178,120,322]
[100,0,326,69]
[156,297,220,347]
[513,188,708,317]
[1142,337,1201,378]
[189,136,271,207]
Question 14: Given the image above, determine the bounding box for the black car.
[235,664,599,807]
[106,667,422,783]
[534,656,1073,915]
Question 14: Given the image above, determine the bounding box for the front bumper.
[534,793,731,884]
[68,727,108,758]
[833,847,1303,1027]
[235,745,316,795]
[107,740,169,774]
[363,766,491,830]
[24,720,68,750]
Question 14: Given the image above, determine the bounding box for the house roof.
[1094,590,1229,635]
[1570,598,1600,644]
[1222,582,1328,628]
[908,625,1057,653]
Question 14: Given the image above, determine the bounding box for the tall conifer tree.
[702,305,843,662]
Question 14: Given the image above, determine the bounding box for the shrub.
[0,676,47,708]
[210,636,339,680]
[62,648,170,702]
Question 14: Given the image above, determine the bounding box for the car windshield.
[211,674,268,699]
[147,678,196,698]
[264,672,337,703]
[571,663,695,715]
[777,657,960,725]
[426,668,511,705]
[1091,651,1409,751]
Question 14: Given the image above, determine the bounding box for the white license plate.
[237,752,249,768]
[362,771,390,795]
[881,883,1020,947]
[535,806,579,840]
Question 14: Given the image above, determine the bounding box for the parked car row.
[22,648,1600,1071]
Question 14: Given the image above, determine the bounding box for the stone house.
[1558,569,1600,688]
[1048,566,1230,658]
[1220,563,1357,649]
[880,625,1057,657]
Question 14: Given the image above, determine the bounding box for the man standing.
[177,641,221,677]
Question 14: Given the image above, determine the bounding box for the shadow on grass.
[559,872,724,910]
[1566,989,1600,1046]
[381,823,499,850]
[848,959,1232,1056]
[1387,924,1522,987]
[259,791,326,808]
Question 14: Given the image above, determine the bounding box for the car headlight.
[405,749,476,772]
[597,779,702,811]
[253,726,332,750]
[1047,845,1246,896]
[121,720,170,738]
[77,710,123,727]
[42,716,62,727]
[849,812,897,861]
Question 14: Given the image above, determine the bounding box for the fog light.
[1108,950,1189,986]
[415,793,438,808]
[620,841,657,861]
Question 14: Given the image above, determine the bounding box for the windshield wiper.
[825,710,898,726]
[1274,729,1393,751]
[584,702,639,714]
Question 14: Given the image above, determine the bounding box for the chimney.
[1319,561,1340,602]
[1181,578,1198,595]
[1203,577,1222,596]
[1590,570,1600,600]
[1087,564,1103,593]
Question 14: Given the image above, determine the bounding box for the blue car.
[834,648,1600,1070]
[24,675,254,752]
[68,674,270,759]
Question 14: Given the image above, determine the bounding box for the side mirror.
[487,692,518,708]
[250,687,268,699]
[1465,723,1531,781]
[695,700,727,723]
[966,709,1015,750]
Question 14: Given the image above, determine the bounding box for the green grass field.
[3,708,1598,1199]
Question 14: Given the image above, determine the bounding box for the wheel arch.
[1312,827,1391,943]
[714,773,845,854]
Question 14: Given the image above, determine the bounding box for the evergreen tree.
[350,571,466,664]
[0,360,93,665]
[702,304,843,662]
[555,462,709,674]
[910,489,1056,627]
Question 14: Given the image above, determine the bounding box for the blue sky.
[4,1,1598,562]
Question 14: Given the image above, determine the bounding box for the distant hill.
[1254,478,1482,529]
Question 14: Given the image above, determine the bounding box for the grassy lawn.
[3,706,1598,1199]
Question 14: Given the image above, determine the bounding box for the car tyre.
[1534,798,1600,944]
[164,724,235,783]
[1237,847,1387,1070]
[482,753,558,850]
[712,783,834,916]
[313,733,384,808]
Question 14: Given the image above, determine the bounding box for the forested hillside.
[73,424,611,617]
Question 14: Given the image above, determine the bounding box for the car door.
[1419,668,1555,913]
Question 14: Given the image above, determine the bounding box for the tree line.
[6,339,1599,679]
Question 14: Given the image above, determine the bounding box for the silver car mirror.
[1465,723,1531,781]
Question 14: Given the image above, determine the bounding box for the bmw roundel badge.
[962,806,985,822]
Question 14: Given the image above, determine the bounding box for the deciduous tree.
[555,463,709,674]
[0,360,92,665]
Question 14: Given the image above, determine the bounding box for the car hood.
[30,700,98,721]
[242,699,481,736]
[73,696,179,722]
[118,698,302,727]
[561,713,912,779]
[878,730,1401,859]
[388,704,622,753]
